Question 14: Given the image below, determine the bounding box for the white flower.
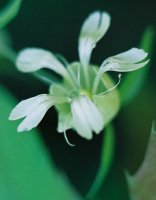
[9,11,149,141]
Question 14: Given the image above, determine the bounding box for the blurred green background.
[0,0,156,199]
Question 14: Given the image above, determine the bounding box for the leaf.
[86,124,115,199]
[119,27,155,106]
[0,29,16,61]
[0,0,23,29]
[0,85,81,200]
[127,122,156,200]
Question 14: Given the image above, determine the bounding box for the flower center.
[68,89,79,102]
[80,89,92,99]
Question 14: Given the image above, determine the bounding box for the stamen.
[63,114,75,147]
[64,131,75,147]
[92,64,109,94]
[55,53,78,89]
[97,74,122,96]
[67,66,80,89]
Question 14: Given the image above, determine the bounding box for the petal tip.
[8,113,14,120]
[8,109,19,120]
[17,124,30,133]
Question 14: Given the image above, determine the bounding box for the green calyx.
[49,62,120,133]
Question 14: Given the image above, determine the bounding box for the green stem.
[86,124,115,199]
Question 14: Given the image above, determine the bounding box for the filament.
[64,131,75,147]
[63,114,75,147]
[97,74,122,96]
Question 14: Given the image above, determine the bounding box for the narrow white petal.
[16,48,69,78]
[79,11,111,67]
[78,37,93,67]
[71,98,92,139]
[9,94,51,120]
[104,48,148,64]
[17,100,53,132]
[79,96,104,134]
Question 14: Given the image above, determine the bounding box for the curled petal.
[79,11,111,67]
[71,96,104,139]
[106,48,148,64]
[101,48,149,72]
[16,48,70,78]
[103,59,149,72]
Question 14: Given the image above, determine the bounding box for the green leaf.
[86,124,115,199]
[0,30,16,61]
[0,0,22,29]
[0,85,81,200]
[119,27,155,106]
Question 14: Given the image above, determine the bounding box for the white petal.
[17,100,53,132]
[79,11,111,67]
[79,96,104,134]
[104,48,148,64]
[103,59,149,72]
[9,94,51,120]
[71,96,104,139]
[101,48,149,72]
[71,97,92,139]
[78,37,93,67]
[16,48,69,78]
